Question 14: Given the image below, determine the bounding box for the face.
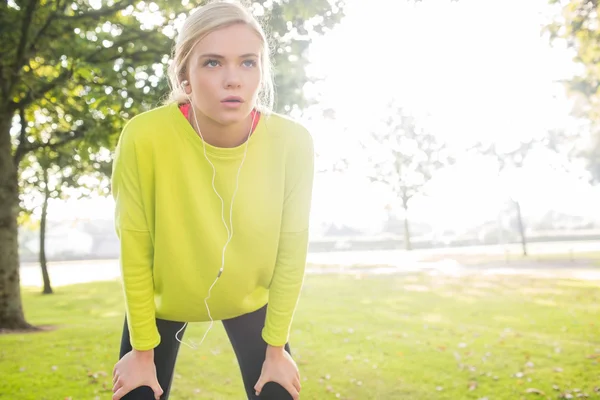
[184,23,262,126]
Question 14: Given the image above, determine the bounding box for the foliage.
[545,0,600,182]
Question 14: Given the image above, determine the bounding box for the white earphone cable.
[175,85,256,349]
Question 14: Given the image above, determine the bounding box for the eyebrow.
[199,53,259,59]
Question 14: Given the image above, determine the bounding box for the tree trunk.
[40,167,53,295]
[402,200,412,251]
[0,109,33,330]
[514,200,527,256]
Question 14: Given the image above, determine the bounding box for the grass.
[1,272,600,400]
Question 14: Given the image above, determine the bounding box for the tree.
[473,140,536,256]
[19,141,111,295]
[545,0,600,183]
[363,104,454,250]
[0,0,344,330]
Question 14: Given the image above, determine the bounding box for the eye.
[242,59,257,68]
[203,59,220,68]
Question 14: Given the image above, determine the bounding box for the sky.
[47,0,600,237]
[300,0,600,234]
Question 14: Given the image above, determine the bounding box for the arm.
[261,128,315,348]
[112,125,159,351]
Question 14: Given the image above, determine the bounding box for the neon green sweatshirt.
[111,102,314,351]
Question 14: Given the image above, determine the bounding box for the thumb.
[151,382,164,400]
[254,375,267,396]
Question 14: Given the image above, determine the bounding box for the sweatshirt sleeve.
[111,125,160,351]
[262,128,315,347]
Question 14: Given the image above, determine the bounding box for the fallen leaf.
[468,381,478,391]
[524,388,545,395]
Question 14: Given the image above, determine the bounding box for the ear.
[180,79,191,94]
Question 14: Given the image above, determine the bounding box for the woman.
[110,1,314,399]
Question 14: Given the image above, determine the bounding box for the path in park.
[19,241,600,288]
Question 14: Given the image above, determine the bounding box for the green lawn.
[1,272,599,400]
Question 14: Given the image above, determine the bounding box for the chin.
[214,109,251,126]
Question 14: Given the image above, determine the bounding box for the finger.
[112,385,129,400]
[151,382,164,400]
[254,377,267,396]
[293,378,302,393]
[112,373,119,385]
[284,383,300,400]
[112,379,122,394]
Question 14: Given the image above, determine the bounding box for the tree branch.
[17,62,76,109]
[12,0,38,86]
[16,30,153,110]
[26,0,65,57]
[28,125,86,153]
[59,0,137,21]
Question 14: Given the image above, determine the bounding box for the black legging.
[118,304,294,399]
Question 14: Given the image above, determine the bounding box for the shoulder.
[263,112,313,150]
[118,103,174,144]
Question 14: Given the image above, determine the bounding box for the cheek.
[247,71,262,92]
[192,76,218,100]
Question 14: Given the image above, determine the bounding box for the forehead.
[193,23,262,56]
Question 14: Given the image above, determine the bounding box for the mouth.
[221,96,244,103]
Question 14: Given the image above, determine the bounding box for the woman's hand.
[254,345,301,399]
[112,349,163,400]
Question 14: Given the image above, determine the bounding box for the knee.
[121,386,157,399]
[257,382,294,400]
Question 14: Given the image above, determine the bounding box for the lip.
[221,96,244,103]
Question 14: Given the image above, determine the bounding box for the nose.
[223,65,241,89]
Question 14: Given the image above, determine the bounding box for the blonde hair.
[166,0,274,113]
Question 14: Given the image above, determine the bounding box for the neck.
[188,107,254,148]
